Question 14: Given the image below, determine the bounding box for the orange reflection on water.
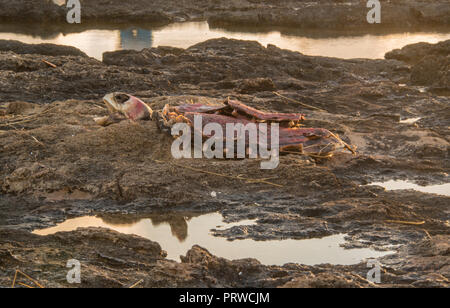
[34,213,392,266]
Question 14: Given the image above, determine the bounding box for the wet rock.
[0,0,171,24]
[3,163,69,194]
[0,0,64,22]
[1,1,449,30]
[207,0,450,29]
[0,52,47,72]
[103,49,162,66]
[0,40,87,57]
[385,39,450,92]
[1,227,447,287]
[6,101,35,115]
[411,55,449,87]
[385,40,450,64]
[236,78,276,94]
[381,235,450,287]
[0,38,418,104]
[0,51,167,102]
[280,272,366,288]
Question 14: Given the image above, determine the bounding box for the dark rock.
[385,40,450,64]
[410,55,449,86]
[0,40,87,57]
[385,39,449,92]
[1,0,449,30]
[103,49,162,66]
[6,101,35,115]
[0,0,64,22]
[236,78,276,94]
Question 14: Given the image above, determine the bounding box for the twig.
[155,160,283,187]
[11,270,18,288]
[11,270,44,289]
[0,106,57,126]
[273,91,327,112]
[422,229,432,239]
[17,282,34,289]
[129,279,144,288]
[18,270,44,288]
[92,103,107,109]
[269,96,356,155]
[281,150,333,159]
[3,122,44,146]
[386,220,425,226]
[327,131,357,155]
[30,135,45,146]
[42,59,57,68]
[352,273,378,287]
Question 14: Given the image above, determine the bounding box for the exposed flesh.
[157,101,353,156]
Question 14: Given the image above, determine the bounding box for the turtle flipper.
[154,111,172,133]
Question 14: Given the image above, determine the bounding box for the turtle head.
[103,92,153,121]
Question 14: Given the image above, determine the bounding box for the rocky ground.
[0,0,449,30]
[1,228,448,288]
[0,36,449,288]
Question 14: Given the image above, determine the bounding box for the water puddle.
[370,180,450,196]
[33,212,391,265]
[1,21,450,60]
[418,87,428,93]
[399,117,421,124]
[52,0,66,5]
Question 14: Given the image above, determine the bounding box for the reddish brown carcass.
[154,98,355,157]
[97,93,354,157]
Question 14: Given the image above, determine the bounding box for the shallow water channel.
[2,21,450,60]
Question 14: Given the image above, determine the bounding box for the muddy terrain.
[0,37,449,288]
[1,0,449,30]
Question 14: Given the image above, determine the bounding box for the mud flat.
[0,38,449,287]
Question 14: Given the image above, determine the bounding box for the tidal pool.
[34,212,391,265]
[1,21,450,60]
